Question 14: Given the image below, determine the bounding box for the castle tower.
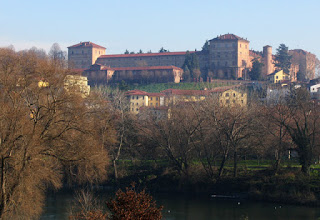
[262,45,274,76]
[209,34,250,79]
[68,42,106,69]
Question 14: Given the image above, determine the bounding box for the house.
[268,70,290,84]
[126,86,247,115]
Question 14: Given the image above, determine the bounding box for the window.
[136,96,138,99]
[132,108,134,111]
[136,103,138,106]
[71,51,74,55]
[245,45,247,49]
[226,100,230,104]
[226,93,229,97]
[131,96,134,100]
[233,93,236,97]
[240,44,242,48]
[156,97,158,101]
[241,100,244,104]
[276,76,278,79]
[151,97,153,101]
[136,108,138,111]
[156,103,158,106]
[82,50,84,54]
[233,100,236,104]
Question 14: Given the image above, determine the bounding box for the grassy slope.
[125,81,240,93]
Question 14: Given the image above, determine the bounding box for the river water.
[41,190,320,220]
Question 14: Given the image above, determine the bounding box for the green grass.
[125,82,240,93]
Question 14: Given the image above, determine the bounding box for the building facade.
[68,35,317,83]
[68,42,106,69]
[208,34,250,79]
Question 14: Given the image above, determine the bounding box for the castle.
[68,34,316,84]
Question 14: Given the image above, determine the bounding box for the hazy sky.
[0,0,319,57]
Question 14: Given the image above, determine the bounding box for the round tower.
[263,45,274,76]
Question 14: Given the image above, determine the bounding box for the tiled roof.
[98,51,195,59]
[112,66,183,71]
[68,42,106,49]
[87,65,183,71]
[126,90,165,97]
[210,34,249,42]
[125,90,149,96]
[161,89,211,96]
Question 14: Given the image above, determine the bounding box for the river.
[40,190,320,220]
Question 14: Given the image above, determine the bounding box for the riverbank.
[105,164,320,207]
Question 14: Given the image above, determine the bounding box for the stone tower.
[68,42,106,69]
[262,45,274,76]
[209,34,250,79]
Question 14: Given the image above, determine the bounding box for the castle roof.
[98,51,195,59]
[68,42,106,49]
[210,34,249,42]
[98,65,183,71]
[113,66,182,71]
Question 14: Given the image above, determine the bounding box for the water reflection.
[41,190,320,220]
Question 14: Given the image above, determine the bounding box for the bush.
[107,183,163,220]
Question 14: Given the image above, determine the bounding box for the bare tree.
[0,48,114,219]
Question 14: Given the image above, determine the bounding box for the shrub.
[107,183,163,220]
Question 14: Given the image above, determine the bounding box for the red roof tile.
[98,51,195,59]
[161,89,210,96]
[125,90,149,96]
[112,66,183,71]
[68,42,106,49]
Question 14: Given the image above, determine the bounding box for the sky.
[0,0,319,58]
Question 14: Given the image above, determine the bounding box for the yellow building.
[126,90,150,114]
[217,88,247,107]
[148,93,165,107]
[126,86,247,115]
[161,89,207,105]
[268,70,290,83]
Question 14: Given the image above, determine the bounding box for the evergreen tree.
[159,47,169,53]
[183,66,191,82]
[248,58,264,80]
[201,40,210,53]
[182,51,201,81]
[124,49,129,54]
[138,49,143,54]
[275,44,292,73]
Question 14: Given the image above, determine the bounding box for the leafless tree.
[0,48,114,219]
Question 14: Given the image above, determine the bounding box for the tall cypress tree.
[275,44,292,73]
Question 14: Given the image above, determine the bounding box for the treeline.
[102,87,320,182]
